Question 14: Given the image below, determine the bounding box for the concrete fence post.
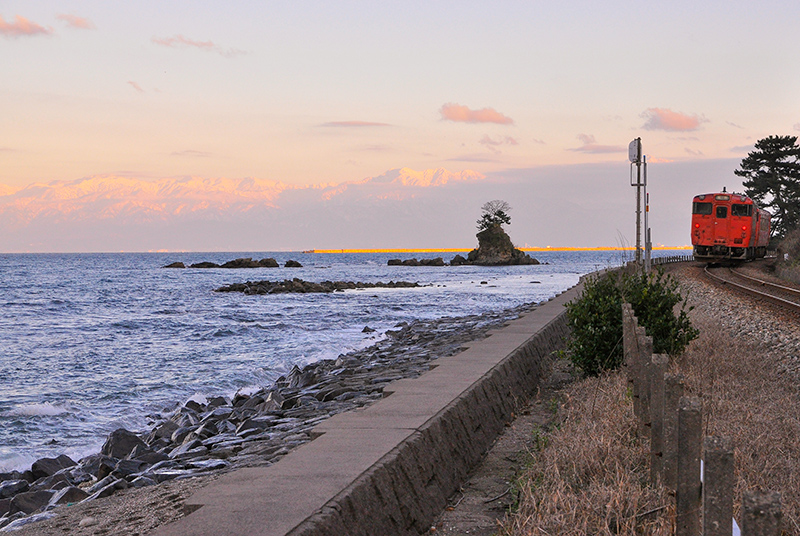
[703,437,734,536]
[676,396,703,536]
[648,354,669,484]
[622,304,634,387]
[636,329,653,435]
[662,373,685,493]
[628,311,644,423]
[741,491,781,536]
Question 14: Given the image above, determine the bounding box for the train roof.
[693,192,755,204]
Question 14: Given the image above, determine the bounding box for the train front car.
[691,192,769,262]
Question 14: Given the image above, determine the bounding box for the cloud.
[479,135,518,154]
[152,35,245,58]
[320,121,390,127]
[0,15,53,38]
[446,155,499,163]
[171,150,212,158]
[127,80,144,93]
[730,144,754,153]
[56,13,95,30]
[568,134,625,154]
[794,123,800,132]
[641,108,707,131]
[685,148,704,156]
[726,121,743,129]
[440,103,514,125]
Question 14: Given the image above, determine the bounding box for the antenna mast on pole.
[629,138,644,266]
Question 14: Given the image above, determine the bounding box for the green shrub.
[564,272,624,376]
[621,271,698,356]
[565,269,698,376]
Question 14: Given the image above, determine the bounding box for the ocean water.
[0,249,680,471]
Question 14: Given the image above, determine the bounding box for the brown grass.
[502,281,800,535]
[677,312,800,534]
[500,372,672,535]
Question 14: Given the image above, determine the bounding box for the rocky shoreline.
[0,302,538,532]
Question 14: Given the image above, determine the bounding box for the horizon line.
[307,246,692,254]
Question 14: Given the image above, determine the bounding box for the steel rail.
[729,266,800,299]
[703,265,800,314]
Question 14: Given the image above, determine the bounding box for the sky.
[2,1,799,252]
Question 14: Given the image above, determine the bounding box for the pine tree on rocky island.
[476,199,512,231]
[467,200,538,265]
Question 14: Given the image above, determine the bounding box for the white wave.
[5,402,70,417]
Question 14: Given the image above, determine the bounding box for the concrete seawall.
[151,282,581,536]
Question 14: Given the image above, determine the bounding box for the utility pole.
[629,138,644,266]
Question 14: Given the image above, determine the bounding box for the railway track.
[703,263,800,315]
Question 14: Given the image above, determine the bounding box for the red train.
[691,189,771,262]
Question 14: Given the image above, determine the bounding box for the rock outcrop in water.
[466,224,539,265]
[215,278,423,294]
[0,304,535,530]
[162,258,281,269]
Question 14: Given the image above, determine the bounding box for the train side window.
[693,202,712,215]
[716,206,728,218]
[732,203,752,217]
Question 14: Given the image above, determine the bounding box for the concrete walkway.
[150,283,581,536]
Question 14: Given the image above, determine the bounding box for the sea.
[0,249,684,472]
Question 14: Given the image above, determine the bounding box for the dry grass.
[503,277,800,535]
[500,372,672,535]
[677,312,800,534]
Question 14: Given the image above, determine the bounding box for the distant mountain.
[0,184,18,196]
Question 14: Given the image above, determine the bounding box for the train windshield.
[732,203,753,217]
[692,202,712,215]
[716,206,728,218]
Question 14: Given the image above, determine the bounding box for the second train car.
[691,189,770,262]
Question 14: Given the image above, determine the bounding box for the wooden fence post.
[741,491,781,536]
[648,354,669,484]
[703,436,734,536]
[662,373,685,493]
[676,396,702,536]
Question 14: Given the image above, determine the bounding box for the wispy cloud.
[0,15,53,38]
[726,121,743,129]
[730,144,754,153]
[568,134,625,154]
[446,155,499,163]
[479,135,518,154]
[152,34,245,58]
[127,80,144,93]
[440,103,514,125]
[56,13,95,30]
[685,147,704,156]
[171,150,212,158]
[320,121,391,128]
[641,108,707,132]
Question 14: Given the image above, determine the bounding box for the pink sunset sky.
[2,1,799,252]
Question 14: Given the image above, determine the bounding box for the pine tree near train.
[734,135,800,240]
